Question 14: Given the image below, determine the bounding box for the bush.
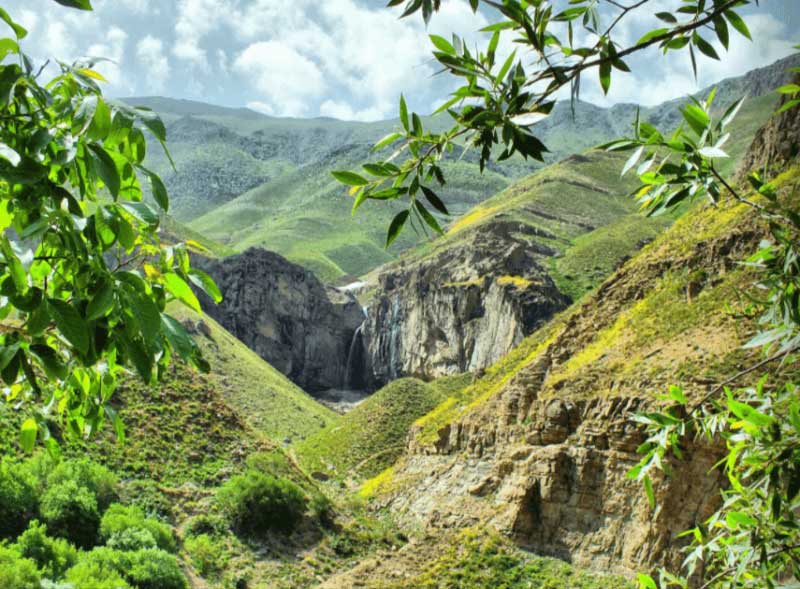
[126,549,188,589]
[217,470,307,536]
[310,492,335,528]
[0,459,37,539]
[78,547,187,589]
[14,520,78,579]
[65,559,131,589]
[100,504,176,553]
[0,545,41,589]
[105,527,158,551]
[185,533,228,577]
[184,513,228,537]
[40,480,100,548]
[47,459,118,512]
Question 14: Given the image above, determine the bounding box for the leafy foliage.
[336,0,756,246]
[0,0,219,451]
[216,469,308,537]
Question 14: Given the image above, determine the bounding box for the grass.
[377,529,632,589]
[168,304,339,442]
[295,375,471,480]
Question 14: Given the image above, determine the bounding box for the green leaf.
[429,34,455,55]
[161,313,195,361]
[88,144,121,197]
[0,7,27,39]
[119,201,159,227]
[48,299,89,355]
[693,33,720,60]
[143,167,169,212]
[164,272,201,313]
[637,28,669,46]
[126,289,161,347]
[0,236,27,292]
[655,12,677,24]
[713,15,729,50]
[331,170,370,186]
[399,94,409,132]
[726,511,757,529]
[53,0,93,9]
[777,84,800,95]
[421,185,448,215]
[668,385,687,405]
[188,269,223,304]
[415,200,442,234]
[86,280,115,320]
[372,132,403,151]
[20,418,37,453]
[724,10,751,40]
[681,104,710,136]
[599,61,611,95]
[386,210,409,248]
[0,38,19,61]
[637,574,658,589]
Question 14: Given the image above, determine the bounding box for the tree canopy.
[0,0,220,453]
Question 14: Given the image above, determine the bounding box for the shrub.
[184,513,228,537]
[47,459,118,512]
[105,527,158,551]
[310,492,335,528]
[14,520,78,579]
[0,459,37,538]
[185,533,228,577]
[216,470,307,536]
[0,545,41,589]
[40,480,100,548]
[100,504,176,553]
[78,547,187,589]
[65,559,131,589]
[126,549,188,589]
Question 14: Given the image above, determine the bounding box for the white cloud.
[85,26,131,93]
[233,41,326,117]
[320,100,386,122]
[136,35,170,93]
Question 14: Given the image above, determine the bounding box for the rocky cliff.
[359,220,570,388]
[347,161,788,582]
[195,247,364,393]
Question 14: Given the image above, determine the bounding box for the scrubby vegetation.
[296,376,470,480]
[381,530,632,589]
[0,455,186,589]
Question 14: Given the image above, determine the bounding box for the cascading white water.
[343,322,365,389]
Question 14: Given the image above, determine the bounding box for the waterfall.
[344,322,365,390]
[387,296,401,380]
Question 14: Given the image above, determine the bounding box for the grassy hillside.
[128,55,796,282]
[295,376,470,481]
[168,305,339,442]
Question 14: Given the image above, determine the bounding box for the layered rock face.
[373,196,766,576]
[360,220,570,388]
[195,248,364,392]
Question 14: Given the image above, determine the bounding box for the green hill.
[295,376,470,481]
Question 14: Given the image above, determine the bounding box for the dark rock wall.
[195,248,364,393]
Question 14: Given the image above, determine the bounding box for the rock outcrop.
[195,248,364,393]
[366,186,769,577]
[360,220,571,388]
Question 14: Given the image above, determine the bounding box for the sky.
[5,0,799,121]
